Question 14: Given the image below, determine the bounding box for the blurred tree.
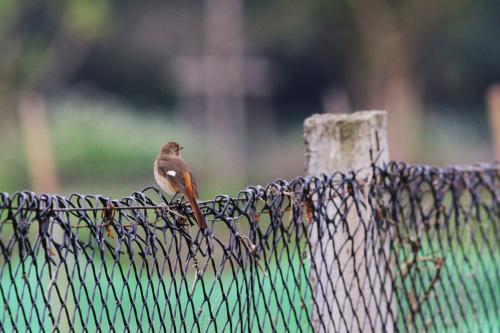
[248,0,477,160]
[0,0,111,97]
[0,0,112,192]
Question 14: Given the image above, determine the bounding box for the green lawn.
[0,253,312,332]
[1,244,498,332]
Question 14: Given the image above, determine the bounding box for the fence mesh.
[0,161,498,332]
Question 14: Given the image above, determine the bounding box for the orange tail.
[187,196,207,230]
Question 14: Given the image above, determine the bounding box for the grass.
[395,242,499,332]
[1,253,313,332]
[1,236,498,332]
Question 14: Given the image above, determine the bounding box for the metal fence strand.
[0,162,498,332]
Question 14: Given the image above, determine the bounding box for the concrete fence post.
[304,111,393,332]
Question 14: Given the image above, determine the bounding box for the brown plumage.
[154,142,207,230]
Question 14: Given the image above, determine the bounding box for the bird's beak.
[179,146,184,151]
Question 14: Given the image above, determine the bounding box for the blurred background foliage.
[0,0,498,198]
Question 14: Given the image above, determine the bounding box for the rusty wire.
[0,161,498,332]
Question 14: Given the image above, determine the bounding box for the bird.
[154,141,207,230]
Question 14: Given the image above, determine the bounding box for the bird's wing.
[158,157,189,194]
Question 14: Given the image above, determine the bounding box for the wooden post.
[18,91,59,193]
[304,111,393,332]
[487,84,500,160]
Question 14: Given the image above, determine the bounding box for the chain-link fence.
[0,162,498,332]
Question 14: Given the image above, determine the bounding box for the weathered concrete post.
[304,111,393,332]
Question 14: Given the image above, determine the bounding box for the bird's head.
[160,141,183,157]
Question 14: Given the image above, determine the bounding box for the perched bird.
[154,141,207,230]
